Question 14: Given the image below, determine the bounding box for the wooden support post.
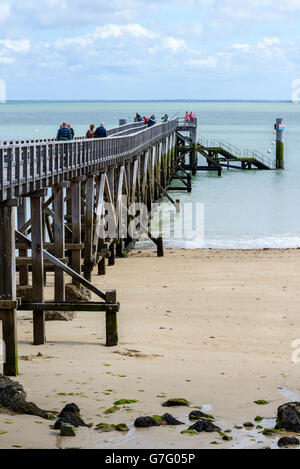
[0,204,18,376]
[71,181,81,286]
[105,290,118,346]
[108,243,115,266]
[116,240,124,258]
[17,197,28,286]
[190,127,197,176]
[54,185,65,301]
[30,195,45,345]
[276,118,285,169]
[98,239,106,276]
[157,236,164,257]
[84,176,94,282]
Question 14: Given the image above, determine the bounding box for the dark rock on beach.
[0,375,53,419]
[161,413,184,426]
[134,416,160,428]
[60,422,76,437]
[278,437,300,448]
[276,402,300,432]
[162,398,190,407]
[54,403,89,429]
[188,420,220,433]
[45,311,75,321]
[189,410,215,421]
[95,422,129,433]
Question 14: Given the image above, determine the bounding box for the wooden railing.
[0,119,179,202]
[0,121,146,146]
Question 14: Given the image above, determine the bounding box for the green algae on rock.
[113,399,138,406]
[255,416,264,422]
[189,410,215,421]
[162,398,190,407]
[181,430,198,436]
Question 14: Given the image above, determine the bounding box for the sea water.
[1,100,300,249]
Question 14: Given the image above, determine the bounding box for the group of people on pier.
[56,122,107,141]
[85,123,107,139]
[56,122,75,141]
[185,111,196,123]
[135,113,169,127]
[56,111,188,142]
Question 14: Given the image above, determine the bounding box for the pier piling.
[276,118,285,169]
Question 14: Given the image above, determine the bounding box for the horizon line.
[2,99,296,103]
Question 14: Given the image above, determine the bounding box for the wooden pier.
[0,116,281,376]
[0,117,198,376]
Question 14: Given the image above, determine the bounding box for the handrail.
[243,149,275,169]
[0,121,146,146]
[0,118,180,202]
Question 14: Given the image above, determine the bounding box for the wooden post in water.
[276,118,285,169]
[105,290,118,346]
[190,126,197,176]
[0,202,18,376]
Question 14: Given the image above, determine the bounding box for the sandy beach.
[1,248,300,449]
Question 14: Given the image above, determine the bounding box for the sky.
[1,0,300,100]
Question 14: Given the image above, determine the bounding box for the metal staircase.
[198,136,275,170]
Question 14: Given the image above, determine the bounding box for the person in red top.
[185,112,190,123]
[189,112,195,123]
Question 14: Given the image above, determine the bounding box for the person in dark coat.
[147,115,156,127]
[94,123,107,138]
[56,122,72,141]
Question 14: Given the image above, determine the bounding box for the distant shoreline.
[2,99,296,103]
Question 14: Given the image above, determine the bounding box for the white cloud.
[55,24,156,49]
[231,44,252,52]
[164,37,187,54]
[257,37,280,49]
[0,39,31,53]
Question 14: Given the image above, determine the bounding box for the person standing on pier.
[185,111,190,123]
[68,124,75,139]
[189,112,195,123]
[56,122,73,141]
[86,124,95,138]
[148,115,156,127]
[94,122,107,138]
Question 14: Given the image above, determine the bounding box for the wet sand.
[1,248,300,449]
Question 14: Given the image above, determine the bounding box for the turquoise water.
[1,100,300,249]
